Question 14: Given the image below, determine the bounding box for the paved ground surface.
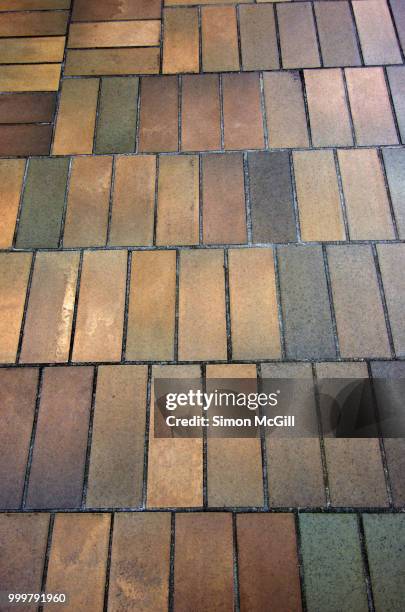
[1,0,405,610]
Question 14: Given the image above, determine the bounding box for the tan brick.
[277,2,320,68]
[0,64,61,92]
[139,76,178,152]
[126,251,176,361]
[0,37,65,64]
[0,159,25,249]
[202,6,239,72]
[239,5,279,70]
[181,74,221,151]
[68,20,160,48]
[0,253,31,363]
[65,48,159,76]
[353,0,401,65]
[223,72,264,150]
[163,8,199,74]
[293,150,345,241]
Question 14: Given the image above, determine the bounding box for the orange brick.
[20,252,80,363]
[181,74,221,151]
[0,253,31,363]
[222,72,264,150]
[139,76,178,152]
[109,156,155,246]
[156,155,199,246]
[72,250,127,362]
[0,159,25,249]
[126,251,176,361]
[163,8,199,74]
[0,36,65,64]
[68,20,160,48]
[353,0,401,65]
[277,2,320,68]
[201,6,239,72]
[179,250,227,361]
[65,48,160,76]
[53,78,99,155]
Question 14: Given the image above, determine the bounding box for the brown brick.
[237,514,302,612]
[314,1,361,68]
[277,2,320,68]
[353,0,401,65]
[0,513,49,612]
[87,365,147,508]
[0,124,52,156]
[0,0,70,7]
[239,5,279,70]
[0,92,55,124]
[202,153,246,245]
[206,364,263,507]
[68,21,160,48]
[0,369,38,509]
[72,250,127,362]
[338,149,395,240]
[65,48,159,76]
[175,513,233,610]
[20,252,80,364]
[305,69,353,146]
[228,248,281,359]
[0,36,64,64]
[0,253,31,364]
[139,76,178,152]
[222,72,264,150]
[0,160,24,249]
[73,0,161,21]
[46,514,110,611]
[263,72,309,148]
[108,513,171,611]
[126,251,176,361]
[345,67,398,146]
[327,245,391,358]
[0,64,61,92]
[156,155,199,246]
[26,367,93,509]
[63,157,112,248]
[109,156,155,246]
[293,150,345,241]
[182,74,221,151]
[147,365,203,508]
[377,244,405,357]
[202,6,239,72]
[0,11,68,36]
[53,79,99,155]
[163,8,199,74]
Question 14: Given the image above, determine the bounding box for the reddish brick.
[0,253,31,364]
[222,72,264,150]
[181,74,221,151]
[0,124,52,156]
[0,159,25,249]
[163,8,199,74]
[139,76,178,152]
[201,6,239,72]
[277,2,320,68]
[0,92,55,124]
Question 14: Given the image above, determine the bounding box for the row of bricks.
[2,511,404,611]
[2,149,405,251]
[6,67,403,157]
[1,362,404,511]
[1,245,404,364]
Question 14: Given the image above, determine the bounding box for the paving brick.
[68,21,160,48]
[181,74,221,151]
[363,515,405,612]
[126,251,176,361]
[316,362,388,508]
[65,48,160,76]
[237,514,302,612]
[0,513,49,612]
[20,252,80,364]
[95,77,138,154]
[108,513,171,611]
[338,149,395,240]
[382,148,405,239]
[0,11,68,36]
[179,249,227,361]
[222,72,264,150]
[167,0,251,3]
[277,2,320,69]
[156,155,199,246]
[377,244,405,357]
[314,1,361,67]
[327,245,391,358]
[262,363,325,507]
[63,156,112,248]
[300,514,368,612]
[248,151,296,243]
[239,4,279,71]
[277,245,336,360]
[0,92,55,124]
[0,253,31,363]
[202,153,246,245]
[174,514,234,610]
[73,0,161,21]
[0,369,38,509]
[293,150,345,241]
[201,6,239,72]
[87,365,147,508]
[387,66,405,143]
[353,0,401,65]
[228,249,280,360]
[304,69,353,146]
[390,0,405,53]
[345,67,398,145]
[109,156,155,246]
[139,76,178,152]
[46,514,110,611]
[206,364,263,507]
[0,0,70,7]
[147,365,203,507]
[0,159,25,249]
[263,72,309,148]
[16,158,69,249]
[53,79,99,155]
[0,36,65,64]
[72,250,127,362]
[26,367,93,509]
[0,64,61,92]
[0,124,52,156]
[163,8,199,74]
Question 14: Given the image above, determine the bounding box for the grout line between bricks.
[16,250,36,364]
[242,152,252,245]
[372,243,396,360]
[342,67,357,147]
[259,71,269,150]
[273,246,287,361]
[224,248,233,362]
[232,512,241,612]
[67,249,83,362]
[311,0,323,68]
[294,510,308,612]
[103,512,115,612]
[348,0,365,67]
[387,0,405,63]
[58,156,73,248]
[168,512,176,612]
[312,363,332,508]
[333,148,351,241]
[11,157,29,249]
[174,249,180,362]
[141,365,152,509]
[106,155,117,246]
[121,250,132,361]
[201,363,208,509]
[322,244,341,360]
[357,513,376,612]
[81,365,98,508]
[21,366,43,510]
[38,513,55,612]
[257,363,270,509]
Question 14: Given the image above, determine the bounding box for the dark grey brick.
[314,1,361,67]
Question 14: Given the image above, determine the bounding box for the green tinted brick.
[95,77,138,154]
